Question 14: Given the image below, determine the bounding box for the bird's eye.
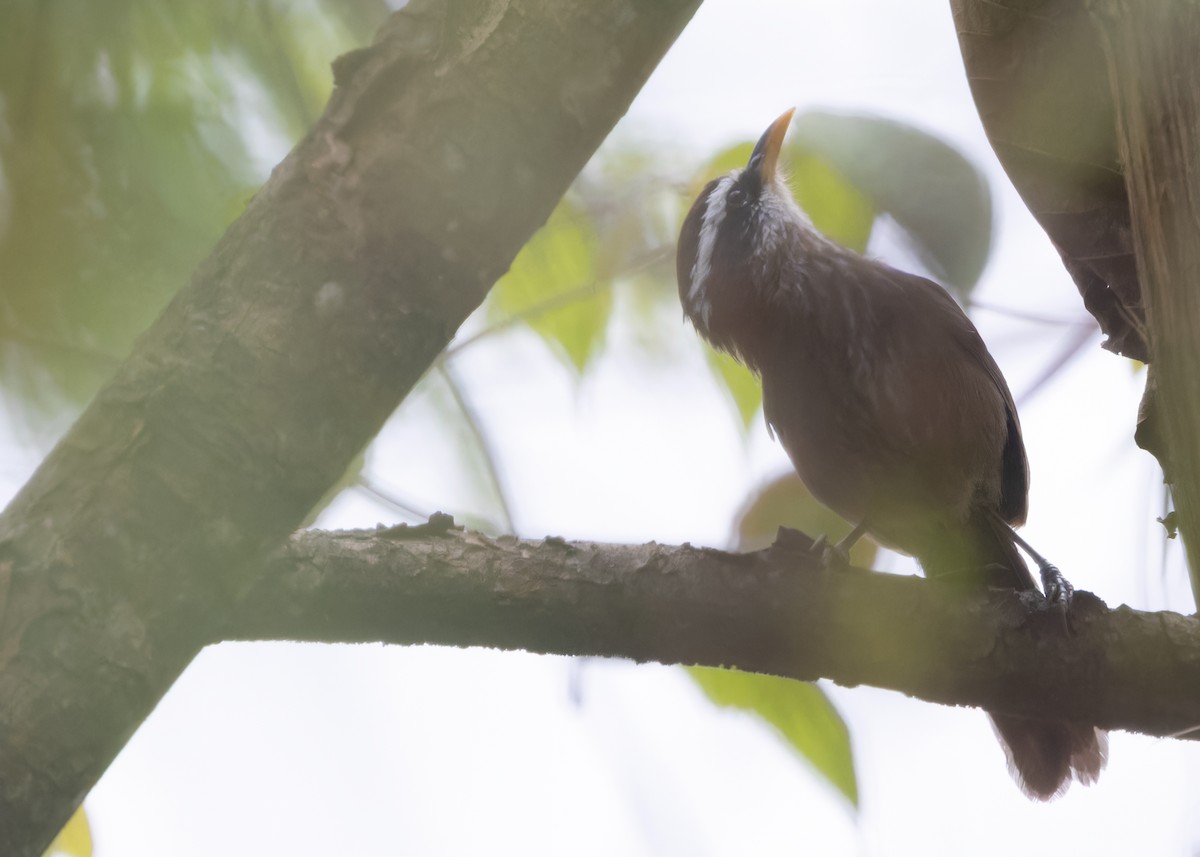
[727,187,748,209]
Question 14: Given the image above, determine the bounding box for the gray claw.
[810,534,850,569]
[1039,563,1075,634]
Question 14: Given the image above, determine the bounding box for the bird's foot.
[992,514,1078,634]
[1040,563,1074,607]
[1039,562,1075,634]
[810,520,868,570]
[810,534,851,570]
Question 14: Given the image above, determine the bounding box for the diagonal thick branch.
[0,1,702,853]
[232,522,1200,741]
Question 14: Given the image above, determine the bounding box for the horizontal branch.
[232,520,1200,740]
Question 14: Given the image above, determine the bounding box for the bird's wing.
[895,271,1029,525]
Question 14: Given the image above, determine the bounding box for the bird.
[675,108,1106,800]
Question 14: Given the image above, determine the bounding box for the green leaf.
[705,346,762,429]
[43,805,92,857]
[0,1,386,416]
[789,110,993,298]
[689,667,858,807]
[734,473,877,569]
[693,140,876,254]
[489,199,611,373]
[787,154,875,253]
[701,142,753,181]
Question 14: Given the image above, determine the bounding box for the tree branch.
[231,523,1200,741]
[951,0,1148,362]
[1092,1,1200,598]
[0,1,701,852]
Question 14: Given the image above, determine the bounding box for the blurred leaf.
[787,154,874,253]
[706,346,762,429]
[735,472,877,569]
[578,145,678,278]
[489,199,611,373]
[693,141,755,190]
[689,666,858,807]
[695,141,875,253]
[789,110,993,298]
[43,805,91,857]
[0,1,385,417]
[568,148,687,353]
[326,0,391,40]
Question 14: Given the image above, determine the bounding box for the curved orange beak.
[749,108,796,184]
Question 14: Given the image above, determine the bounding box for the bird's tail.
[990,714,1108,800]
[922,510,1108,800]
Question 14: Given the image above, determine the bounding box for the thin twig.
[970,299,1098,328]
[442,281,607,360]
[354,476,430,522]
[438,246,672,362]
[436,363,516,534]
[1016,323,1098,406]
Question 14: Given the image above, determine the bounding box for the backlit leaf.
[490,199,611,373]
[42,805,92,857]
[789,110,993,298]
[693,142,755,193]
[735,472,878,569]
[787,154,875,253]
[689,666,858,807]
[706,346,762,429]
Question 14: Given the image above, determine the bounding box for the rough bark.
[952,0,1200,599]
[951,0,1147,362]
[1091,1,1200,595]
[0,1,701,853]
[234,522,1200,740]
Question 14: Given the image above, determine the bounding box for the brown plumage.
[676,109,1105,800]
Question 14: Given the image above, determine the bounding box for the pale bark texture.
[238,524,1200,739]
[0,1,701,852]
[1091,1,1200,594]
[7,1,1200,853]
[953,0,1200,598]
[951,0,1146,362]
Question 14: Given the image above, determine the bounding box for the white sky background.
[18,0,1200,854]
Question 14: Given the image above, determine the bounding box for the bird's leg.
[1000,521,1075,634]
[984,510,1074,606]
[811,520,869,569]
[1007,527,1073,605]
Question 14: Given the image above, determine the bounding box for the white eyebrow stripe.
[689,174,735,306]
